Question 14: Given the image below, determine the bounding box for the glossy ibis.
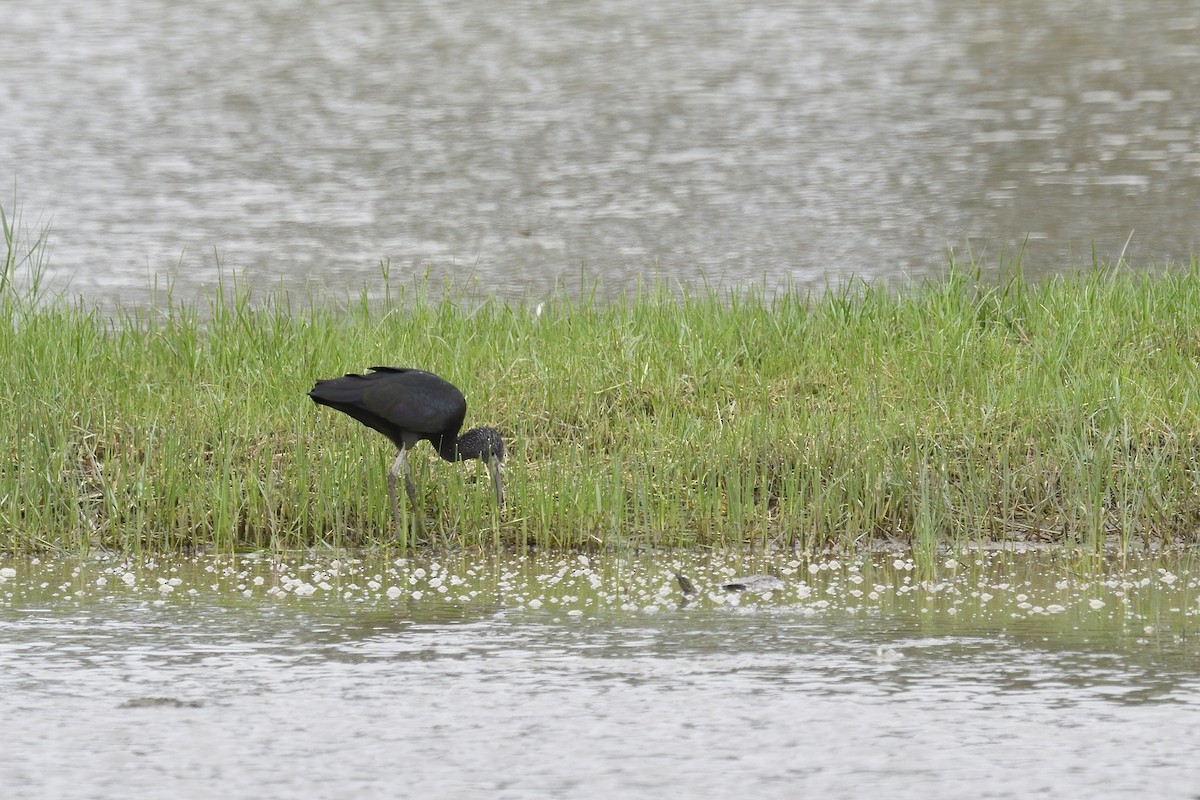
[308,367,505,535]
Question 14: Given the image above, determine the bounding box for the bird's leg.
[389,449,425,539]
[387,452,403,538]
[403,465,424,534]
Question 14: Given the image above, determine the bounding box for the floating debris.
[874,646,904,663]
[720,574,785,593]
[674,570,786,599]
[119,697,204,709]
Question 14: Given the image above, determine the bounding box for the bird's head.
[459,426,506,508]
[479,427,505,463]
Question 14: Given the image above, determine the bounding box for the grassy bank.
[4,215,1200,554]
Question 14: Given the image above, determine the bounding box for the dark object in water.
[720,574,785,593]
[675,573,698,596]
[119,696,203,709]
[674,570,785,599]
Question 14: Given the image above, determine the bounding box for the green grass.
[4,205,1200,554]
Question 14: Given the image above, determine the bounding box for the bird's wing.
[360,370,467,436]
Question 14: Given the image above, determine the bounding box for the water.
[2,1,1199,307]
[3,550,1199,799]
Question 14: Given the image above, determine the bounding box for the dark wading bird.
[308,367,505,536]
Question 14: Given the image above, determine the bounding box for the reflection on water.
[2,550,1200,798]
[1,1,1198,307]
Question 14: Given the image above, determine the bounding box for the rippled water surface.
[2,1,1199,305]
[3,550,1199,799]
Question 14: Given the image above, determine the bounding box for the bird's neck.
[433,435,465,463]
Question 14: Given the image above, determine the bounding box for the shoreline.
[4,225,1200,553]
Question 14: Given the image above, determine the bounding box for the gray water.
[3,551,1200,799]
[2,1,1199,306]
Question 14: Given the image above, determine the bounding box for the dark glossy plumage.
[309,367,505,535]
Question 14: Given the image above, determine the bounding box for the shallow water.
[2,550,1199,799]
[2,0,1199,306]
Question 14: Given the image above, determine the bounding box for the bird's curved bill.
[487,458,505,509]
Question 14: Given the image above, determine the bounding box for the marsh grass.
[3,210,1200,553]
